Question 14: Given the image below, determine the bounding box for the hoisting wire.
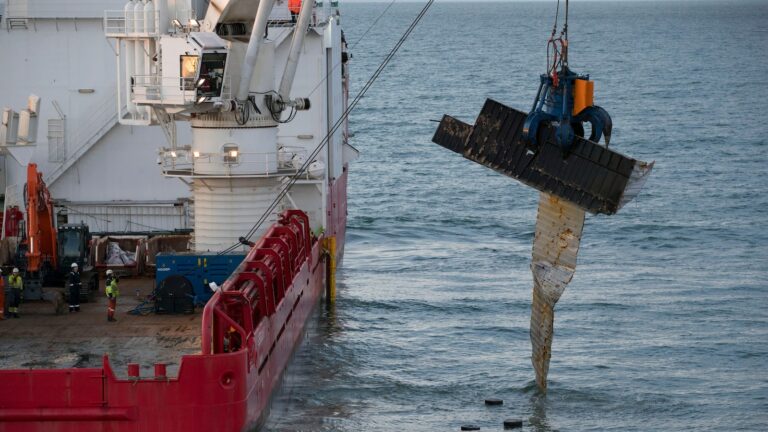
[244,1,400,128]
[547,0,570,81]
[351,0,399,49]
[551,0,560,39]
[305,0,400,101]
[562,0,569,67]
[217,0,436,255]
[564,0,569,41]
[547,0,561,76]
[265,0,398,125]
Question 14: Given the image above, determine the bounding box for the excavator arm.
[24,163,58,272]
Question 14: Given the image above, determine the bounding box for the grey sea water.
[264,1,768,431]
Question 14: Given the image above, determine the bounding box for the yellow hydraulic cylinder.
[323,236,337,303]
[573,79,594,115]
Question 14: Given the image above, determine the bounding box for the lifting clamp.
[522,0,612,154]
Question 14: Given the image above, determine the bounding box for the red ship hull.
[0,172,348,432]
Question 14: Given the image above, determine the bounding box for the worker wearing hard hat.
[68,263,82,313]
[105,269,120,322]
[8,268,23,318]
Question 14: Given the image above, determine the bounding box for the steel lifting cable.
[218,0,436,255]
[351,0,399,49]
[547,0,569,83]
[221,0,435,253]
[305,0,400,101]
[547,0,561,77]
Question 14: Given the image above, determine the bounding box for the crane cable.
[218,0,436,254]
[304,0,399,100]
[547,0,569,85]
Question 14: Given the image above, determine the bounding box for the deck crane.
[104,0,351,311]
[432,0,654,392]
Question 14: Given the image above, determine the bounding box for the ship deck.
[0,277,201,378]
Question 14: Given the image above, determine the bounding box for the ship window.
[180,55,199,90]
[223,143,240,164]
[197,53,227,98]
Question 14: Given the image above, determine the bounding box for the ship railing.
[104,8,196,37]
[267,2,336,27]
[132,75,198,106]
[132,73,233,106]
[104,9,160,37]
[158,146,312,178]
[267,11,317,28]
[202,210,311,357]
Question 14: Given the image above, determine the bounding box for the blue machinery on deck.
[154,253,245,313]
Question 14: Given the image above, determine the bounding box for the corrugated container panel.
[531,192,585,293]
[619,161,655,210]
[5,0,126,19]
[57,202,190,234]
[529,192,585,393]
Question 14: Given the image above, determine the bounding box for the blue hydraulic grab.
[431,0,653,216]
[522,2,612,154]
[523,67,612,153]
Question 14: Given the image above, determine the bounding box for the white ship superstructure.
[105,0,352,251]
[0,0,202,233]
[0,0,353,243]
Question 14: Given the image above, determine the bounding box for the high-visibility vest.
[289,0,302,14]
[9,275,22,290]
[106,278,120,299]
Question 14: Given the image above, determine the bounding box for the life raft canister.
[289,0,302,14]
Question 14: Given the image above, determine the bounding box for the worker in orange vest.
[288,0,302,22]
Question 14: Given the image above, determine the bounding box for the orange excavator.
[16,163,98,301]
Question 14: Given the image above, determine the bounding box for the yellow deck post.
[323,236,337,303]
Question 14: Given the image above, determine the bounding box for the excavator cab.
[57,224,91,271]
[56,223,98,302]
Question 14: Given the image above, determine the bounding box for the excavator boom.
[24,163,58,272]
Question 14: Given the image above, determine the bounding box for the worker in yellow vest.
[289,0,302,22]
[105,269,119,322]
[8,268,23,318]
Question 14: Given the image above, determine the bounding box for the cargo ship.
[0,0,354,430]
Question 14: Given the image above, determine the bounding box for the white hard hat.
[12,268,19,273]
[71,262,79,268]
[106,269,114,276]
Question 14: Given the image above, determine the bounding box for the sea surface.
[264,1,768,431]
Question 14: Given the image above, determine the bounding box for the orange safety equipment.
[288,0,302,14]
